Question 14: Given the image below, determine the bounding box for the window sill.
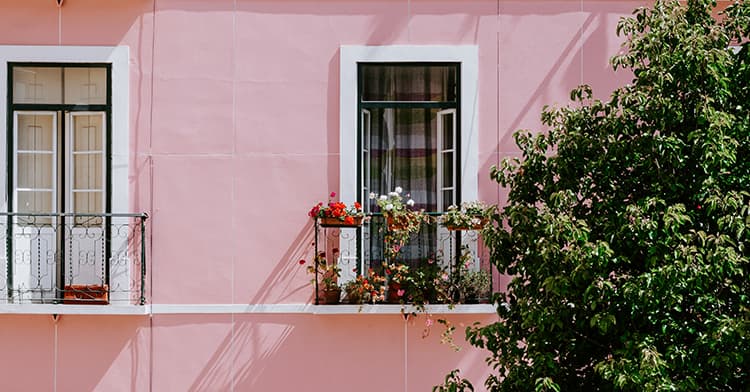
[148,303,496,315]
[0,303,497,315]
[0,304,147,315]
[311,304,496,315]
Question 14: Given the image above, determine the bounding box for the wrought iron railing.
[1,212,148,305]
[313,213,494,305]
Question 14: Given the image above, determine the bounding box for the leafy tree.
[467,1,749,390]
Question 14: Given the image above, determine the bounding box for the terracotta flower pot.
[63,284,109,305]
[446,217,488,231]
[319,287,342,304]
[320,216,363,227]
[386,216,408,230]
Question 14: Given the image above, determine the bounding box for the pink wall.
[0,0,646,390]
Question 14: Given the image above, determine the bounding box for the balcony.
[0,212,148,306]
[313,213,495,306]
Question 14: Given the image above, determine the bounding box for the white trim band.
[0,303,497,315]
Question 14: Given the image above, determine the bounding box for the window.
[9,64,109,302]
[339,46,479,282]
[11,64,109,223]
[359,63,459,264]
[0,46,136,305]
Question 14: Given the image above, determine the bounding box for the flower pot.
[319,287,342,304]
[63,284,109,305]
[345,291,363,304]
[386,216,408,231]
[446,217,488,231]
[320,216,363,227]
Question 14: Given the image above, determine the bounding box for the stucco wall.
[0,1,646,391]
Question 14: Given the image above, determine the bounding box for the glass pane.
[442,152,454,188]
[367,108,439,211]
[360,65,457,102]
[443,190,454,211]
[17,190,53,214]
[17,114,54,151]
[73,192,103,226]
[64,67,107,104]
[17,153,54,189]
[73,115,103,151]
[12,67,63,104]
[441,113,454,150]
[74,191,103,214]
[74,154,103,190]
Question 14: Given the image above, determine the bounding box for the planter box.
[63,284,109,305]
[319,216,363,228]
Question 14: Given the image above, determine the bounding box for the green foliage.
[469,1,750,390]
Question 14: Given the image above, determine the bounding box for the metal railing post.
[140,214,147,305]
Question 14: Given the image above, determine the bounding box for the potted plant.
[384,263,410,303]
[440,201,494,231]
[458,269,491,304]
[304,250,342,304]
[371,187,432,261]
[385,261,454,307]
[309,191,366,227]
[343,268,386,304]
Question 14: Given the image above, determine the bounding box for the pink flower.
[425,318,434,327]
[397,289,405,297]
[330,191,336,198]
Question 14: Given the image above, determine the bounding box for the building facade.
[0,1,641,391]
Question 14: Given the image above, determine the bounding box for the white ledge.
[0,303,497,315]
[312,304,496,315]
[149,303,496,315]
[0,304,147,315]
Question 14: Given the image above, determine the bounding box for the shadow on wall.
[0,315,150,391]
[179,313,495,392]
[498,8,636,149]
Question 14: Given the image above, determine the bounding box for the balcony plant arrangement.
[309,191,366,227]
[343,268,386,304]
[458,269,491,304]
[385,261,453,308]
[371,187,432,261]
[304,250,342,304]
[439,201,494,231]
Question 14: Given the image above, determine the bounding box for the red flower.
[330,191,336,198]
[344,216,354,225]
[332,248,339,254]
[298,259,306,265]
[354,201,362,210]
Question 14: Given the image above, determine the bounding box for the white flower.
[385,204,394,211]
[394,186,403,194]
[388,192,398,197]
[369,192,376,199]
[406,199,415,207]
[379,195,387,201]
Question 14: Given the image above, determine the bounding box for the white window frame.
[1,46,130,309]
[339,45,479,280]
[339,45,479,210]
[0,45,129,216]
